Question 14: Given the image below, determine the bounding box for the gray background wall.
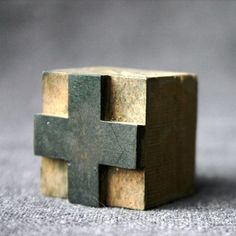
[1,1,236,235]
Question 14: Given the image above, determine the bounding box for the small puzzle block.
[34,67,197,210]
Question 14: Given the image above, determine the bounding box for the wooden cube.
[38,67,197,210]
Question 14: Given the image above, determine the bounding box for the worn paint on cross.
[34,75,145,207]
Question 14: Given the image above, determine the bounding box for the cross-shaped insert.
[34,75,144,207]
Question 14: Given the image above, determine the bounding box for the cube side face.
[40,72,146,209]
[144,76,197,209]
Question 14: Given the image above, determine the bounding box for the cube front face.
[40,70,146,209]
[37,67,197,210]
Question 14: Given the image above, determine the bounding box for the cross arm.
[34,115,70,161]
[100,121,145,169]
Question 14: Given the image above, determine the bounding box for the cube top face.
[36,67,197,210]
[48,66,196,80]
[43,66,196,125]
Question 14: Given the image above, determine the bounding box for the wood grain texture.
[39,67,197,209]
[100,167,145,209]
[42,72,68,117]
[41,157,68,198]
[145,76,197,208]
[41,72,68,198]
[102,76,146,124]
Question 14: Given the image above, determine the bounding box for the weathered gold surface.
[102,77,146,124]
[41,72,69,198]
[101,167,145,210]
[42,72,68,117]
[41,157,68,198]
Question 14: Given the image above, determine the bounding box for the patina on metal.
[34,74,145,207]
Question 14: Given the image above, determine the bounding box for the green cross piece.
[34,74,144,207]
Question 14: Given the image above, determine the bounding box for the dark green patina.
[34,74,144,207]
